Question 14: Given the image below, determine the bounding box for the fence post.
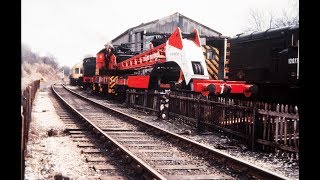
[251,101,257,151]
[156,91,161,119]
[221,98,226,127]
[196,94,201,132]
[21,108,25,180]
[166,91,170,119]
[21,80,41,180]
[143,90,148,112]
[125,89,130,107]
[27,86,32,142]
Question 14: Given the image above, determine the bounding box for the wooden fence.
[21,80,40,180]
[125,89,163,117]
[126,90,299,159]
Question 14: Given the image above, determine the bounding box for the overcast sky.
[22,0,298,67]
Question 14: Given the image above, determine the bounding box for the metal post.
[197,94,201,132]
[143,90,148,112]
[125,89,130,107]
[156,91,161,119]
[166,92,170,120]
[251,102,257,151]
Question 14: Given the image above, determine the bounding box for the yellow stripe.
[205,58,218,78]
[209,46,219,56]
[205,59,218,73]
[204,45,210,50]
[108,76,118,93]
[225,43,230,80]
[211,57,219,67]
[202,45,220,80]
[206,65,218,79]
[206,66,218,79]
[214,54,219,61]
[206,67,215,79]
[205,59,218,79]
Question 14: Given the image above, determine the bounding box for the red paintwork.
[118,43,166,70]
[96,52,106,75]
[88,27,256,98]
[193,79,255,97]
[127,76,150,89]
[115,78,127,86]
[243,85,253,97]
[160,84,170,89]
[192,29,201,47]
[82,76,93,83]
[107,49,117,70]
[93,76,100,83]
[168,27,183,50]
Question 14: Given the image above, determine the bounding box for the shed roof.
[112,12,222,42]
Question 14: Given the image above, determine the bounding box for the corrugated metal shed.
[111,12,222,52]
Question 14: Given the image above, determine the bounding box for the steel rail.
[52,84,166,180]
[59,84,290,180]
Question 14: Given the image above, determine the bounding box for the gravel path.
[24,83,99,180]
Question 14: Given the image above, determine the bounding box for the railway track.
[52,83,289,180]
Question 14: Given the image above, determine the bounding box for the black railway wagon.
[228,25,299,104]
[82,57,96,90]
[83,57,96,76]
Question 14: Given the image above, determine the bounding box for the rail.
[126,90,299,159]
[60,84,290,179]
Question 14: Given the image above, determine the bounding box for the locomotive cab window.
[75,68,80,74]
[206,50,213,59]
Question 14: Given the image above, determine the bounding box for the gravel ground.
[24,82,99,180]
[24,83,299,179]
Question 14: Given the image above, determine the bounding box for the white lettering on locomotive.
[288,58,298,64]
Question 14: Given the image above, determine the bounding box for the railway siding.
[55,84,292,179]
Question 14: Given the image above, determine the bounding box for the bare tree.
[22,43,60,70]
[40,56,58,70]
[243,0,299,33]
[22,44,38,64]
[273,9,299,28]
[244,9,274,33]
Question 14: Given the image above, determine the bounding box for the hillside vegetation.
[22,44,70,90]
